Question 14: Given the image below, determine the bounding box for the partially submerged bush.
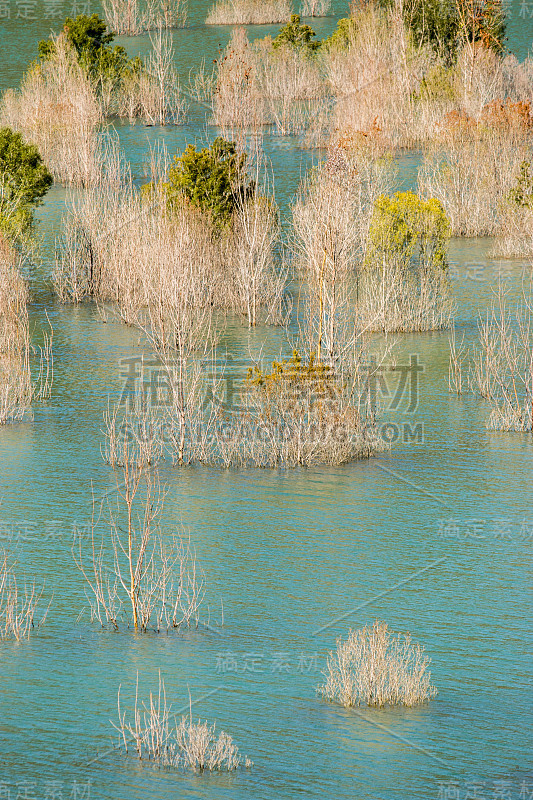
[272,14,320,51]
[365,191,450,273]
[73,454,205,632]
[452,287,533,430]
[38,13,132,80]
[101,0,187,35]
[508,160,533,208]
[0,36,104,186]
[206,0,292,25]
[242,349,380,466]
[115,675,252,771]
[375,0,505,63]
[0,235,32,424]
[163,137,255,229]
[292,143,393,352]
[0,549,49,640]
[358,191,452,333]
[55,141,284,326]
[420,103,533,235]
[300,0,331,16]
[211,26,325,137]
[4,15,185,153]
[318,621,437,708]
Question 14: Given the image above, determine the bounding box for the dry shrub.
[0,36,103,186]
[115,675,252,771]
[254,38,326,135]
[292,142,394,354]
[356,262,452,333]
[326,7,441,149]
[495,205,533,258]
[320,8,533,150]
[0,549,49,640]
[0,235,32,424]
[112,29,186,124]
[54,144,285,327]
[420,103,533,236]
[358,189,453,333]
[470,287,533,431]
[211,27,268,137]
[102,0,187,35]
[300,0,331,16]
[291,144,451,334]
[318,621,437,708]
[206,0,291,25]
[0,33,185,184]
[238,350,381,466]
[229,192,286,326]
[211,28,326,137]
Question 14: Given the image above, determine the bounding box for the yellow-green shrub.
[365,190,450,273]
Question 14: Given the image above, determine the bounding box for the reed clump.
[318,620,437,708]
[115,674,252,771]
[206,0,291,25]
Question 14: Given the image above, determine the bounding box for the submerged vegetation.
[449,284,533,431]
[115,675,252,771]
[163,137,255,228]
[1,0,531,784]
[0,15,184,185]
[0,549,49,640]
[101,0,187,35]
[318,621,438,707]
[206,0,292,25]
[73,446,204,632]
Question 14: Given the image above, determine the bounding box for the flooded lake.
[0,2,532,799]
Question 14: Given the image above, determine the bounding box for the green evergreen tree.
[38,14,132,79]
[272,14,321,51]
[163,138,255,229]
[0,127,53,235]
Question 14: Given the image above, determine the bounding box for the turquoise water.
[1,3,532,799]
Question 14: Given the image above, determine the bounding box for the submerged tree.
[365,190,450,273]
[374,0,505,62]
[272,14,321,51]
[73,444,205,632]
[39,14,131,74]
[163,138,255,229]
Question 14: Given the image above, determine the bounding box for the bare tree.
[73,442,204,632]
